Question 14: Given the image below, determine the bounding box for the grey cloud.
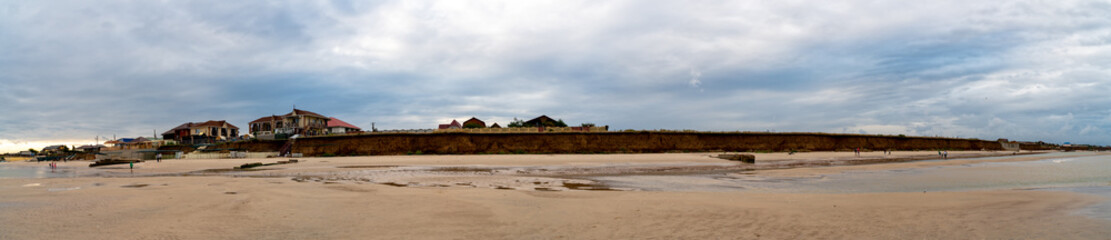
[2,0,1111,150]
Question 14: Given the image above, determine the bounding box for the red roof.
[284,109,327,119]
[163,120,238,135]
[194,120,238,129]
[326,117,360,130]
[249,115,281,124]
[463,117,486,127]
[164,123,193,134]
[438,120,461,129]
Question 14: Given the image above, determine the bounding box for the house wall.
[189,124,238,139]
[463,119,486,127]
[253,115,329,136]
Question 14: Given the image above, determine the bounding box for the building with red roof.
[438,119,462,130]
[327,117,361,134]
[462,117,486,128]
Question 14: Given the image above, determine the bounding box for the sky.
[2,0,1111,153]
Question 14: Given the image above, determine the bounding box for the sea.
[0,164,83,179]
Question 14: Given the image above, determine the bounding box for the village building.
[524,115,566,127]
[438,120,462,130]
[327,117,361,134]
[162,120,240,144]
[249,109,331,139]
[75,144,105,152]
[104,137,172,150]
[462,117,486,128]
[41,145,67,154]
[436,115,606,133]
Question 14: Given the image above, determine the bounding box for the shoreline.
[0,150,1059,175]
[1,150,1094,192]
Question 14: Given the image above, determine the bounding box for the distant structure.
[376,129,435,133]
[249,109,331,139]
[377,128,437,133]
[462,117,486,128]
[326,117,361,134]
[162,120,240,144]
[41,145,67,155]
[523,115,560,127]
[75,144,105,152]
[436,115,606,133]
[104,137,173,150]
[438,120,462,130]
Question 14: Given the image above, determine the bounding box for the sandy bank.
[2,151,1110,239]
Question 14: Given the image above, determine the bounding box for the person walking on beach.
[943,151,948,159]
[855,148,860,157]
[156,153,162,163]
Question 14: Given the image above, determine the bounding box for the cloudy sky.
[2,0,1110,152]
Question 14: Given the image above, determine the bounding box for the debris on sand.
[235,159,299,170]
[715,153,756,163]
[89,159,143,167]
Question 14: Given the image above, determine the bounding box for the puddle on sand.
[0,165,83,179]
[592,154,1111,193]
[590,153,1111,220]
[47,187,80,192]
[336,165,399,169]
[1044,186,1111,221]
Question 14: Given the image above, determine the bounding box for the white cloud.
[688,68,702,88]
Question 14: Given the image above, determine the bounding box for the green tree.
[553,119,568,127]
[463,122,485,129]
[507,118,526,128]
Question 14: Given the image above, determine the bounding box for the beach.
[2,151,1110,239]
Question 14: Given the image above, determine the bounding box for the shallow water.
[593,152,1111,193]
[592,152,1111,219]
[751,155,1111,193]
[0,164,82,179]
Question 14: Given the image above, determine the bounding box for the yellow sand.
[1,151,1108,239]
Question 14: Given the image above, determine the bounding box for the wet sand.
[2,151,1109,239]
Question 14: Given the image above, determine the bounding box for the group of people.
[854,148,894,157]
